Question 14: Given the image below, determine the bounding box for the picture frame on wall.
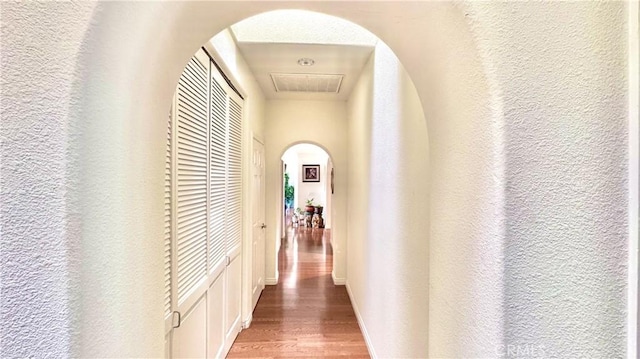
[302,164,320,182]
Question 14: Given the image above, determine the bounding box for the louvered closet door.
[176,54,208,306]
[171,50,210,359]
[207,67,229,359]
[167,49,245,359]
[209,76,227,276]
[223,90,243,349]
[226,96,243,256]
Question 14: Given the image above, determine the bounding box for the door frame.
[243,134,266,328]
[201,41,258,330]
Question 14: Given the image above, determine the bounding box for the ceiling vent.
[270,73,344,93]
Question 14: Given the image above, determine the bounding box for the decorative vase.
[314,206,324,215]
[305,205,315,214]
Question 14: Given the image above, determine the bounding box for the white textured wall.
[465,2,630,357]
[346,43,430,358]
[630,2,639,353]
[420,4,506,357]
[0,2,97,357]
[0,1,634,358]
[264,100,348,283]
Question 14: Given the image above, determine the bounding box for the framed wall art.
[302,164,320,182]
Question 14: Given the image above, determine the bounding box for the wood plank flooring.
[227,227,370,358]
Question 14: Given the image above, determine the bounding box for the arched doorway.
[71,2,500,358]
[163,8,436,355]
[2,2,634,359]
[281,143,334,234]
[161,11,395,356]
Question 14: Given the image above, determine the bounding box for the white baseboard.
[346,282,377,359]
[332,271,346,285]
[242,314,252,329]
[265,269,279,285]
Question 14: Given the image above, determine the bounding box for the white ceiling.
[230,9,379,47]
[235,42,375,101]
[229,10,378,101]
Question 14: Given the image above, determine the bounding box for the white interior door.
[208,55,231,359]
[171,49,210,359]
[251,138,266,309]
[166,48,245,359]
[223,91,244,348]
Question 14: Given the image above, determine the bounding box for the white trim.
[166,93,178,336]
[628,2,639,358]
[265,264,279,285]
[331,271,346,285]
[205,32,255,340]
[253,136,265,146]
[242,314,253,329]
[345,282,377,359]
[223,312,243,356]
[203,39,248,100]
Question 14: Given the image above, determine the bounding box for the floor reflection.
[227,225,370,358]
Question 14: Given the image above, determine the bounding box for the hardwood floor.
[227,226,370,358]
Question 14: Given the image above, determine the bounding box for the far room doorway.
[281,143,333,232]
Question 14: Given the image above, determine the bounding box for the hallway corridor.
[227,227,369,358]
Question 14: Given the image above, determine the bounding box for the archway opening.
[70,2,499,358]
[162,8,433,357]
[281,143,333,230]
[162,9,412,357]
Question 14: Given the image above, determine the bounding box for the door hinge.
[172,311,181,329]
